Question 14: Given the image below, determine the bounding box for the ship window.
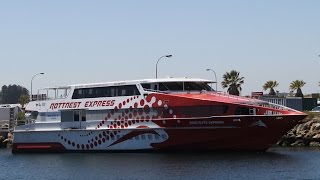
[141,84,151,90]
[155,134,160,140]
[148,134,153,140]
[157,82,212,91]
[61,111,73,122]
[141,135,146,140]
[159,83,168,91]
[74,111,80,121]
[111,88,117,97]
[163,82,183,91]
[72,85,140,99]
[135,136,139,140]
[88,89,93,95]
[184,82,212,91]
[235,107,250,115]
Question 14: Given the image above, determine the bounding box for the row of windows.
[72,85,140,99]
[141,82,212,91]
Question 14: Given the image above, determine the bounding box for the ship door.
[73,110,87,129]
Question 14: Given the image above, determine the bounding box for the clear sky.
[0,1,319,95]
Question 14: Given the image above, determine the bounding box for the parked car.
[311,106,320,112]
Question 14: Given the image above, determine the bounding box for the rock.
[7,132,12,140]
[291,140,305,146]
[296,131,307,138]
[277,115,320,147]
[296,124,305,133]
[313,118,320,124]
[310,141,320,147]
[312,134,320,140]
[311,123,320,131]
[287,132,295,137]
[302,137,312,146]
[0,136,4,148]
[305,131,316,138]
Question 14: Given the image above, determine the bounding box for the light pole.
[206,68,218,92]
[156,55,172,78]
[31,73,44,101]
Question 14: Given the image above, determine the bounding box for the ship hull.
[12,114,306,153]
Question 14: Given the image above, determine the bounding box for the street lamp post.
[206,68,218,92]
[31,73,44,101]
[156,55,172,78]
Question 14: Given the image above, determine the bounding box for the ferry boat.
[12,78,307,153]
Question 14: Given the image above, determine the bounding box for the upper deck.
[31,77,215,101]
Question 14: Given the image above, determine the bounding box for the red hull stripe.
[17,145,53,149]
[13,143,67,153]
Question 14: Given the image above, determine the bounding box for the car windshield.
[312,106,320,111]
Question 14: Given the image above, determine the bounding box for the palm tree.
[18,94,30,108]
[289,80,306,97]
[221,70,244,96]
[263,81,279,96]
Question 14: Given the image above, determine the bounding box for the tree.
[18,94,30,108]
[0,85,29,104]
[289,80,306,97]
[263,81,279,96]
[221,70,244,96]
[0,85,8,104]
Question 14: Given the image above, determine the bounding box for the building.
[0,104,21,132]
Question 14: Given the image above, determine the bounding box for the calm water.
[1,147,320,180]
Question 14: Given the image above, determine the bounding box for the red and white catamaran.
[12,78,306,152]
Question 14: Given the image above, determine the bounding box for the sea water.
[0,147,319,180]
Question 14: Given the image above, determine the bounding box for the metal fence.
[259,96,317,111]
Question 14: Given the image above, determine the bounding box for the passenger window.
[72,85,140,99]
[141,135,146,140]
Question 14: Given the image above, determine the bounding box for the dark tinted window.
[163,82,183,91]
[184,82,212,91]
[141,84,151,90]
[159,83,168,91]
[141,82,213,92]
[72,85,140,99]
[235,107,250,115]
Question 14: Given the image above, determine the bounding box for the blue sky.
[0,1,319,95]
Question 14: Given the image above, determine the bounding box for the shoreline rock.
[1,132,12,148]
[278,114,320,147]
